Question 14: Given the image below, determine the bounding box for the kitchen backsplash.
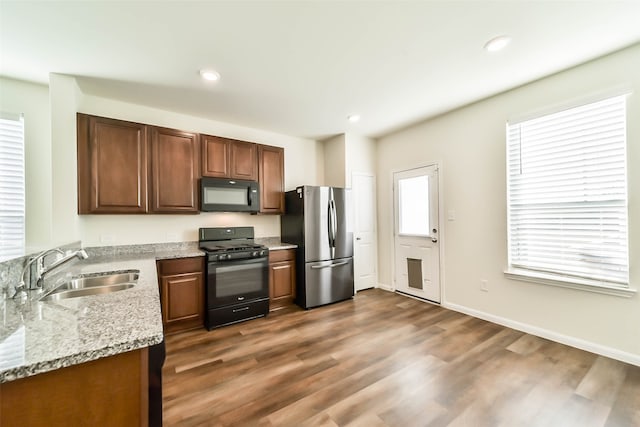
[84,241,200,258]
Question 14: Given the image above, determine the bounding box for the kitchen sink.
[39,270,139,302]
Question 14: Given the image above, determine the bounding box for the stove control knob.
[251,251,258,257]
[219,254,228,260]
[260,250,267,256]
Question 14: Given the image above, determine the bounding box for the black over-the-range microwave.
[200,177,260,213]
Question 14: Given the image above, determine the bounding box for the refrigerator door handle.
[328,198,338,259]
[327,201,333,247]
[329,199,337,245]
[310,261,348,269]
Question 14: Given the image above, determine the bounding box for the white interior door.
[393,165,440,303]
[353,172,378,292]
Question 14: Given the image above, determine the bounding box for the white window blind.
[507,95,629,287]
[0,113,25,259]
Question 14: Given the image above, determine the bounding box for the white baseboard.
[443,301,640,367]
[376,283,394,292]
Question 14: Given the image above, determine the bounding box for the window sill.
[504,269,637,298]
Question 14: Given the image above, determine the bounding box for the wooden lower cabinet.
[268,249,296,311]
[156,257,205,334]
[0,348,149,427]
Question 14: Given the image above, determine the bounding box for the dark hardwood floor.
[163,289,640,427]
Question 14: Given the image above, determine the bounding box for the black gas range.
[199,227,269,330]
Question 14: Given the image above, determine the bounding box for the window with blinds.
[0,113,25,260]
[506,95,629,288]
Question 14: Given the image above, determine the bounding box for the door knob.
[431,238,438,243]
[356,237,361,241]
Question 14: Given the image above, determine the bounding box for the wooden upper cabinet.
[150,127,200,213]
[258,145,285,214]
[77,113,283,216]
[201,134,230,177]
[230,140,258,181]
[202,135,258,181]
[77,113,148,214]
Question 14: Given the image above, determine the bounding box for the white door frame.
[390,162,445,304]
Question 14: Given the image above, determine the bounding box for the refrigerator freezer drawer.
[300,257,354,309]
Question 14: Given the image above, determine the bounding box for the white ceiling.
[1,1,640,140]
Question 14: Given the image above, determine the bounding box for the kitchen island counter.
[0,253,163,383]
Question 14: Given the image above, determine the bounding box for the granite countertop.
[256,237,297,251]
[0,240,290,384]
[0,252,169,384]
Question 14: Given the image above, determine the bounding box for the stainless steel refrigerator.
[281,186,354,309]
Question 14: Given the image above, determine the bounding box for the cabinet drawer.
[268,249,295,263]
[157,257,203,276]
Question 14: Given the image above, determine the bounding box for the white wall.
[322,134,346,187]
[322,133,376,188]
[50,74,82,244]
[345,133,376,187]
[377,44,640,361]
[0,77,52,250]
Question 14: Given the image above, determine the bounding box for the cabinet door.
[268,249,296,310]
[0,349,148,427]
[258,145,284,214]
[161,272,204,332]
[201,134,230,177]
[77,114,148,214]
[230,140,258,181]
[150,127,199,213]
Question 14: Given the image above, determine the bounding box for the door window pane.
[399,175,429,235]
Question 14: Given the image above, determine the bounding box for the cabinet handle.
[233,307,250,313]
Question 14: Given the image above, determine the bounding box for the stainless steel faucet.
[12,248,89,299]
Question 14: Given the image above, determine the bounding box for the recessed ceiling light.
[484,35,511,52]
[347,114,360,123]
[200,69,220,81]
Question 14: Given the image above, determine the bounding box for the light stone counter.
[256,237,297,251]
[0,240,290,383]
[0,242,208,384]
[0,253,165,383]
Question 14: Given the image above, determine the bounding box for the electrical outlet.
[448,210,456,221]
[480,279,489,292]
